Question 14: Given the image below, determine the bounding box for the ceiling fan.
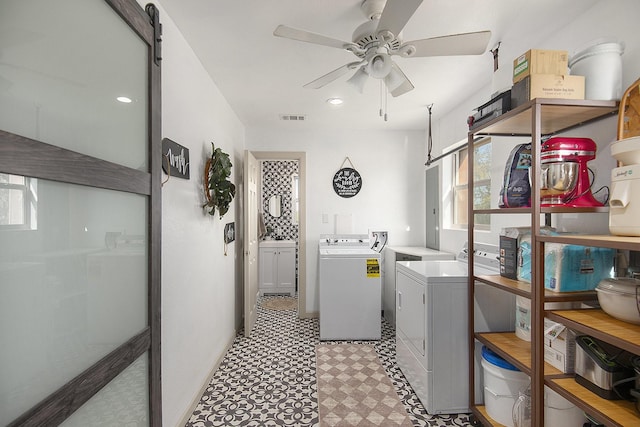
[274,0,491,97]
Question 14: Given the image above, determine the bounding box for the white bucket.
[482,349,530,427]
[569,40,625,100]
[545,386,587,426]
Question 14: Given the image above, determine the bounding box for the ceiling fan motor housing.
[351,19,402,59]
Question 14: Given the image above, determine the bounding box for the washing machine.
[395,243,515,414]
[319,234,381,340]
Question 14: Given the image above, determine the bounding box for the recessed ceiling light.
[116,96,132,103]
[326,98,343,105]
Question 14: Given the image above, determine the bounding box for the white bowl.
[611,136,640,165]
[596,278,640,324]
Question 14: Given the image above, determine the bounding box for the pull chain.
[384,84,388,122]
[379,80,384,118]
[379,81,388,121]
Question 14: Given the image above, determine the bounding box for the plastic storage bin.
[481,346,529,427]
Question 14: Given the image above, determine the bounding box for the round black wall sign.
[333,167,362,198]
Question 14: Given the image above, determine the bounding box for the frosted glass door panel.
[61,353,149,427]
[0,0,148,170]
[0,178,148,425]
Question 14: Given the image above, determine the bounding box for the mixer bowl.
[535,162,578,197]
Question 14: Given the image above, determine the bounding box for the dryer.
[383,246,455,326]
[395,243,515,414]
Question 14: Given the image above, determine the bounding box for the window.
[0,173,37,230]
[452,138,491,228]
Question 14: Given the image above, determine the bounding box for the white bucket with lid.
[482,346,529,427]
[569,39,625,100]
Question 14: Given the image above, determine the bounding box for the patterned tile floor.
[185,296,473,427]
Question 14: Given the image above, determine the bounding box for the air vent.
[279,114,306,121]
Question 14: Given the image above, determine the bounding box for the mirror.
[268,195,282,217]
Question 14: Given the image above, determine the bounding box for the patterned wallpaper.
[261,160,299,241]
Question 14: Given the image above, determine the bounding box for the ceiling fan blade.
[376,0,424,38]
[303,61,363,89]
[385,62,414,97]
[404,31,492,57]
[274,25,356,51]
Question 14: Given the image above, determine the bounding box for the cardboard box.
[544,319,576,354]
[513,49,568,83]
[499,227,531,280]
[511,74,585,109]
[544,319,576,373]
[544,345,574,373]
[500,227,555,280]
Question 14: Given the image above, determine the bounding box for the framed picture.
[224,222,235,243]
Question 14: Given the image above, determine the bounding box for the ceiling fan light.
[384,67,404,92]
[347,67,369,93]
[367,53,392,79]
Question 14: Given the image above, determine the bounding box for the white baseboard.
[178,331,237,426]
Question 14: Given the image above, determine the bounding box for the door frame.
[249,151,308,317]
[243,150,259,337]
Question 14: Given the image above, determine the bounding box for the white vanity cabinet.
[259,240,296,296]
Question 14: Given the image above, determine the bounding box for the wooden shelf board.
[472,405,506,427]
[475,275,532,297]
[476,332,562,376]
[547,309,640,354]
[549,377,640,427]
[538,234,640,251]
[475,206,609,215]
[475,275,597,302]
[471,98,618,135]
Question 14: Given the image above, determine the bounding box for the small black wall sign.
[162,138,190,179]
[333,167,362,198]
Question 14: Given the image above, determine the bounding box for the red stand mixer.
[539,137,603,207]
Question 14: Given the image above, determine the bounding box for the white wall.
[433,0,640,254]
[246,128,425,312]
[143,2,246,426]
